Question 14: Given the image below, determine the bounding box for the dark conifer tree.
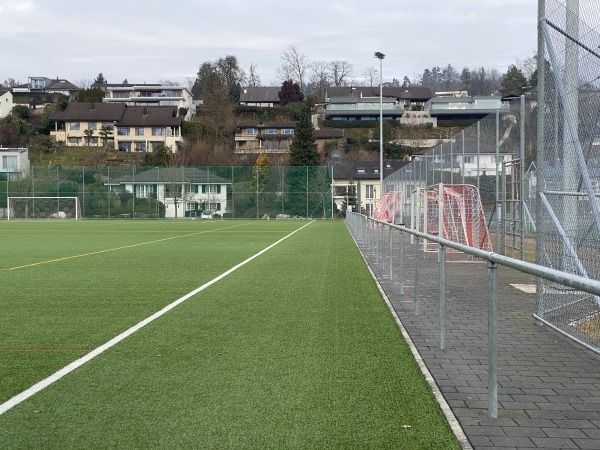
[289,102,319,166]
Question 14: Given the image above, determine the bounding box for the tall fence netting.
[535,0,600,349]
[0,166,332,220]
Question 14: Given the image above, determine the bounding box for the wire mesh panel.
[537,0,600,350]
[385,97,534,255]
[1,166,333,220]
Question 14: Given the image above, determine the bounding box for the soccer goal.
[7,197,82,220]
[374,191,404,224]
[412,184,491,253]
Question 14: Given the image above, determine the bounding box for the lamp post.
[375,51,385,197]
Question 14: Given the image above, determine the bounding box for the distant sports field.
[0,219,459,449]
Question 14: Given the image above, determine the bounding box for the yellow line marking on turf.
[4,223,252,271]
[0,348,90,353]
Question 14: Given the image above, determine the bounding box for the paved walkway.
[354,231,600,450]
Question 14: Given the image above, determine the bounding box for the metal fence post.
[439,244,446,350]
[414,236,420,315]
[487,260,498,419]
[389,227,393,280]
[399,230,405,295]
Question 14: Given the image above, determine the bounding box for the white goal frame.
[7,196,82,220]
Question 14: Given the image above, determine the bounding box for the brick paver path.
[354,231,600,450]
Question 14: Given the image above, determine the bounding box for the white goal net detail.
[7,197,82,220]
[413,184,491,253]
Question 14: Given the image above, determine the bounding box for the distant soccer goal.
[374,191,404,224]
[7,197,82,220]
[413,184,491,252]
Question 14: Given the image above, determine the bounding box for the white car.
[200,210,213,219]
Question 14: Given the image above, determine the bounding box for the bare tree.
[515,55,537,80]
[280,45,308,93]
[247,64,261,87]
[159,79,180,86]
[309,61,331,100]
[330,60,353,86]
[3,78,22,88]
[74,78,93,89]
[184,77,195,92]
[362,67,378,87]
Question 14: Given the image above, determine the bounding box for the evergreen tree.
[460,67,472,93]
[94,73,107,84]
[289,103,319,166]
[500,65,529,96]
[278,79,304,106]
[144,144,172,166]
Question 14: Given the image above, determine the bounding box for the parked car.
[200,210,213,219]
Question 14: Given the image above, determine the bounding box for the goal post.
[412,184,491,252]
[7,197,82,220]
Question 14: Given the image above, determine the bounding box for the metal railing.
[346,210,600,418]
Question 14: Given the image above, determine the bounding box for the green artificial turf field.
[0,219,459,449]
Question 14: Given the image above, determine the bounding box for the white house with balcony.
[427,96,510,120]
[325,96,404,121]
[109,167,230,218]
[97,83,196,120]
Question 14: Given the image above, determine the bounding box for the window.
[185,185,197,194]
[67,137,81,145]
[265,128,277,134]
[152,127,164,136]
[2,155,17,170]
[208,202,221,211]
[463,156,474,164]
[186,202,197,211]
[135,127,144,136]
[282,128,294,135]
[494,155,505,163]
[87,122,97,130]
[356,167,366,174]
[117,127,130,136]
[365,184,375,199]
[119,142,132,152]
[69,122,80,131]
[202,185,221,194]
[135,142,146,152]
[246,128,257,135]
[135,184,156,198]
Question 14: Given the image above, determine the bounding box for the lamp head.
[374,52,385,60]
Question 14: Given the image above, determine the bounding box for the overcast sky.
[0,0,555,87]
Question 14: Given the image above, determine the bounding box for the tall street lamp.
[374,51,385,197]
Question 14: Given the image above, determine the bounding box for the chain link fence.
[535,0,600,350]
[379,0,600,354]
[384,97,536,261]
[0,166,333,220]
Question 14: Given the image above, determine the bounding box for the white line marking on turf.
[0,220,314,416]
